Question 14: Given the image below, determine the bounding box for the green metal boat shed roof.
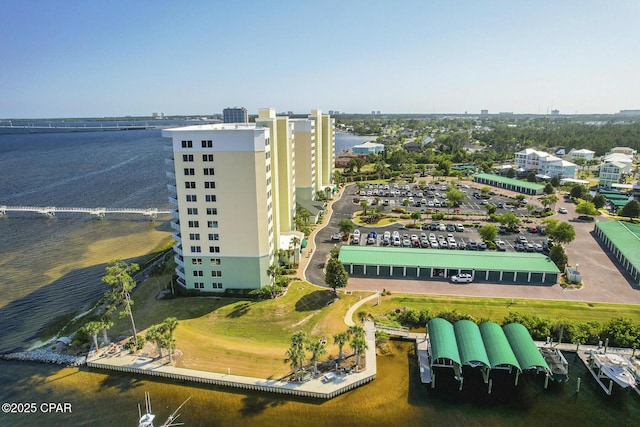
[339,246,560,273]
[479,322,521,370]
[427,318,461,365]
[503,323,550,373]
[454,320,491,367]
[595,221,640,273]
[474,173,545,191]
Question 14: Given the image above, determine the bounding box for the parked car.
[451,273,473,283]
[528,226,538,233]
[467,240,478,250]
[558,207,568,214]
[458,240,467,250]
[455,224,464,232]
[478,241,487,250]
[495,240,507,251]
[514,242,525,252]
[351,236,360,245]
[331,232,342,241]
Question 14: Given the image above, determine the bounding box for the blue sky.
[1,0,638,118]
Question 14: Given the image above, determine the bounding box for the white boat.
[588,352,637,389]
[138,392,190,427]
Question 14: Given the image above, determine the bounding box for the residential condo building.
[515,148,577,179]
[163,109,334,292]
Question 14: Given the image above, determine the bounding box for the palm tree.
[266,262,282,283]
[99,318,113,347]
[145,324,166,358]
[547,194,559,210]
[333,332,349,361]
[348,324,366,340]
[83,321,102,351]
[306,338,327,374]
[350,335,368,371]
[360,199,369,216]
[285,331,308,380]
[290,236,301,263]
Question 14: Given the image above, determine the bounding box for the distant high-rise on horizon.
[223,107,248,123]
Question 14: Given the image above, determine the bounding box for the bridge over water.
[0,206,170,219]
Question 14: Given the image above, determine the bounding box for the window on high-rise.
[207,220,218,228]
[188,220,199,227]
[183,154,194,162]
[186,194,197,202]
[203,154,214,162]
[212,282,223,289]
[190,246,201,253]
[202,140,212,148]
[189,233,200,240]
[209,246,220,253]
[211,258,221,265]
[206,208,218,215]
[187,208,198,215]
[204,181,216,188]
[185,181,196,189]
[181,140,193,148]
[184,168,195,176]
[193,270,204,277]
[208,233,219,241]
[192,258,202,265]
[204,168,215,176]
[211,270,222,277]
[205,195,216,202]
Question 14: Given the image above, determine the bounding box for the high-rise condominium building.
[164,109,333,292]
[222,107,248,123]
[163,124,274,291]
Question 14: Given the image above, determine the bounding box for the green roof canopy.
[479,322,521,370]
[338,246,560,273]
[596,221,640,273]
[503,323,550,372]
[474,173,545,191]
[454,320,490,367]
[427,318,461,365]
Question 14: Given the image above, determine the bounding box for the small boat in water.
[138,392,190,427]
[588,352,637,389]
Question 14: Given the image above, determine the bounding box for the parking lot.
[355,182,538,217]
[342,221,551,254]
[307,183,640,305]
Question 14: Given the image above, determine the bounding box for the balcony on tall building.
[167,183,177,195]
[172,231,181,244]
[168,195,178,205]
[170,220,180,232]
[170,208,179,218]
[176,276,187,289]
[174,244,183,256]
[166,171,176,181]
[174,254,184,269]
[165,158,175,169]
[176,266,185,279]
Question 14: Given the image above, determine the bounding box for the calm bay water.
[1,127,637,426]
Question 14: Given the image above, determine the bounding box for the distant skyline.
[1,0,639,118]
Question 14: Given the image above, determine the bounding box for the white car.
[353,229,360,236]
[558,207,568,214]
[451,273,473,283]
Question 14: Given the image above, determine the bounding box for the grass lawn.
[110,277,370,378]
[362,293,640,325]
[109,271,640,379]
